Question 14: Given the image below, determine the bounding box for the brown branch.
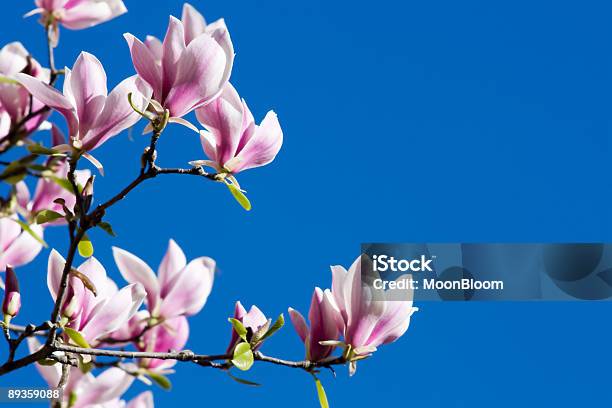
[51,343,347,372]
[253,351,345,370]
[90,165,217,221]
[48,157,85,338]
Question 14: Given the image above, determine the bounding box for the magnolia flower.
[288,287,343,362]
[16,159,91,226]
[0,42,49,140]
[16,52,151,151]
[331,256,418,367]
[112,239,215,320]
[27,0,127,33]
[2,266,21,320]
[27,339,138,408]
[0,215,43,274]
[124,3,233,118]
[48,250,146,345]
[227,301,269,353]
[193,83,283,174]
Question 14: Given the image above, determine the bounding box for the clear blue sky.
[2,0,612,406]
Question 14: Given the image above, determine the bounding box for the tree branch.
[50,343,347,372]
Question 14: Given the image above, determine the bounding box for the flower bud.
[2,266,21,320]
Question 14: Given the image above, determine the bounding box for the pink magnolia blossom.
[331,256,418,359]
[27,0,127,31]
[112,239,215,319]
[124,3,233,118]
[0,42,49,140]
[288,287,343,362]
[194,83,283,174]
[28,339,138,408]
[0,215,44,274]
[227,301,269,353]
[2,266,21,319]
[16,52,151,151]
[48,250,146,345]
[16,160,91,226]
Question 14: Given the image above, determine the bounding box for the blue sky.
[2,0,612,406]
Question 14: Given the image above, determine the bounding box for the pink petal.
[0,111,10,138]
[80,283,145,342]
[232,111,283,173]
[0,223,43,271]
[345,257,364,331]
[0,216,20,251]
[14,182,30,209]
[227,301,247,352]
[69,52,108,135]
[0,42,29,75]
[51,123,66,145]
[164,32,228,117]
[161,16,186,99]
[243,305,268,331]
[181,3,207,45]
[323,288,345,334]
[0,83,29,120]
[124,33,162,98]
[145,36,163,62]
[204,19,234,90]
[159,257,215,318]
[288,307,309,343]
[15,73,79,137]
[367,300,417,347]
[198,131,219,164]
[76,256,112,319]
[47,249,66,299]
[112,246,160,314]
[60,0,127,30]
[157,239,186,298]
[347,286,385,349]
[195,83,244,165]
[307,288,341,361]
[83,76,152,150]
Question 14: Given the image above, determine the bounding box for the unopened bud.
[2,266,21,319]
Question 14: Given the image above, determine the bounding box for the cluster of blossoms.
[289,256,418,374]
[0,1,418,407]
